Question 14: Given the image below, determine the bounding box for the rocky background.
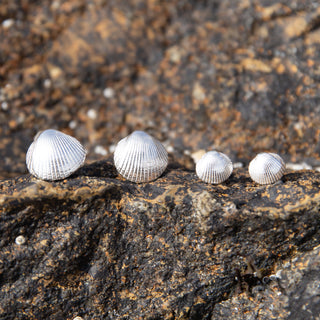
[1,0,320,178]
[1,0,320,319]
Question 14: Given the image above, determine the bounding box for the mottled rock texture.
[1,0,320,319]
[1,162,320,319]
[1,0,320,178]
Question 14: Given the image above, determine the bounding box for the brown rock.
[1,162,320,319]
[1,1,320,178]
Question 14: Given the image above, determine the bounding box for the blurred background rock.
[1,0,320,179]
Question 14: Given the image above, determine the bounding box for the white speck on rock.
[1,101,9,111]
[94,145,108,156]
[109,144,116,153]
[167,46,182,64]
[15,235,26,245]
[51,0,61,10]
[233,162,243,168]
[103,87,115,99]
[43,79,52,89]
[286,162,312,171]
[2,19,15,29]
[192,82,206,101]
[69,120,77,129]
[87,108,97,120]
[166,145,174,153]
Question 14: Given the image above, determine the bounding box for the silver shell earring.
[196,151,233,184]
[248,152,285,184]
[114,130,168,183]
[26,129,86,181]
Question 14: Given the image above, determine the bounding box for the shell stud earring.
[196,151,233,184]
[248,152,285,184]
[26,129,86,181]
[114,130,168,183]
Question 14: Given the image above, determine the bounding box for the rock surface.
[1,0,320,178]
[1,1,320,319]
[1,162,320,319]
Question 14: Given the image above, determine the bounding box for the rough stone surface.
[1,0,320,178]
[1,163,320,319]
[211,245,320,320]
[1,1,320,319]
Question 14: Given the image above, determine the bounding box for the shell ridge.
[33,135,48,179]
[30,138,42,179]
[144,139,151,181]
[134,139,143,182]
[61,134,82,174]
[135,138,144,181]
[159,143,168,171]
[46,130,62,179]
[52,133,63,180]
[140,139,147,181]
[62,134,79,175]
[156,138,167,177]
[53,133,65,179]
[26,129,86,181]
[114,139,125,173]
[56,133,72,179]
[126,138,139,181]
[196,151,232,184]
[113,131,168,183]
[26,142,35,176]
[118,143,129,178]
[249,152,285,184]
[149,139,158,181]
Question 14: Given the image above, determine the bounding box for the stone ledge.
[1,161,320,319]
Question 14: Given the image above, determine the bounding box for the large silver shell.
[248,152,285,184]
[196,151,233,184]
[26,129,86,181]
[114,131,168,183]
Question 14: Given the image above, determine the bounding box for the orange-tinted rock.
[1,161,320,319]
[0,1,320,178]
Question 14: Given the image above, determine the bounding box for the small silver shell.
[196,151,233,184]
[26,129,86,181]
[114,131,168,183]
[248,152,285,184]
